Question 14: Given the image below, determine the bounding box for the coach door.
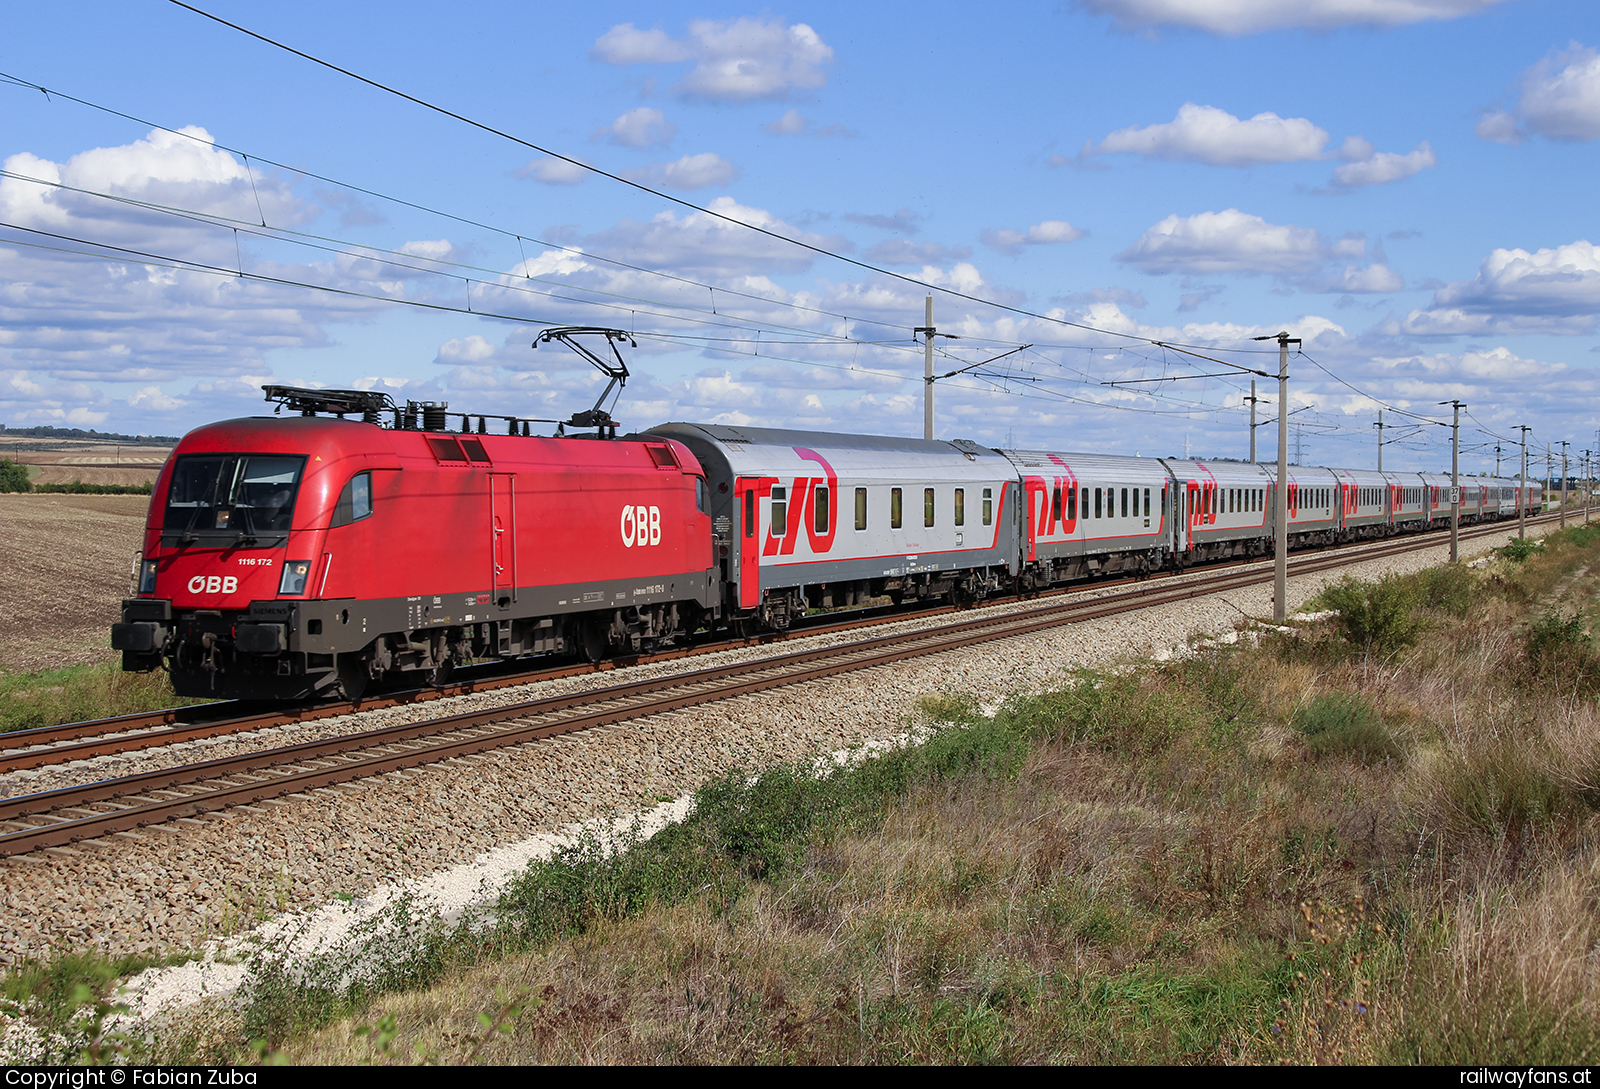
[735,477,766,609]
[490,473,517,605]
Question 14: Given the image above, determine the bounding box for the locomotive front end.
[113,415,362,700]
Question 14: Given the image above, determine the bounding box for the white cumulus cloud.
[1078,0,1512,35]
[1087,103,1332,165]
[1329,141,1438,187]
[620,153,739,190]
[1405,239,1600,335]
[596,107,677,148]
[516,157,590,185]
[1479,43,1600,144]
[1116,209,1323,275]
[763,109,810,135]
[591,17,834,101]
[981,221,1088,255]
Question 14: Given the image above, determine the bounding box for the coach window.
[1081,487,1089,519]
[983,487,993,525]
[1094,488,1103,518]
[855,487,867,531]
[771,487,787,537]
[954,488,965,527]
[330,471,373,527]
[924,488,935,528]
[744,490,754,537]
[1051,486,1062,526]
[814,486,830,534]
[1121,487,1129,518]
[891,487,903,529]
[1067,486,1076,517]
[1144,488,1151,517]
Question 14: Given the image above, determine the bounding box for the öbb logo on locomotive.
[187,575,239,595]
[111,383,1542,703]
[620,504,662,547]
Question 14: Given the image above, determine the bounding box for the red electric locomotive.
[113,384,717,700]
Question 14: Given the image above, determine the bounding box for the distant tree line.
[0,424,178,443]
[0,459,152,495]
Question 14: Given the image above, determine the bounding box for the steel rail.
[0,513,1551,858]
[3,511,1556,772]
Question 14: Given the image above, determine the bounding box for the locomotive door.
[489,473,517,605]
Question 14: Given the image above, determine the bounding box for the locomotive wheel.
[580,620,607,663]
[336,652,369,702]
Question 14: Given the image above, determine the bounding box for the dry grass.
[141,524,1600,1065]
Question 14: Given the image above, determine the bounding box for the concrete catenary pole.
[1519,425,1531,539]
[922,295,934,440]
[1249,379,1257,463]
[1374,410,1384,472]
[1446,401,1462,562]
[1560,440,1570,528]
[1255,331,1298,623]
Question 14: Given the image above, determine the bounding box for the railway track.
[0,512,1561,777]
[0,512,1559,859]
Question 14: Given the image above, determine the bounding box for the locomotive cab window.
[330,471,373,527]
[163,453,306,541]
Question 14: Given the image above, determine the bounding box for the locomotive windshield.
[163,454,306,542]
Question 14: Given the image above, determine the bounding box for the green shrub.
[1416,563,1477,617]
[1293,693,1400,762]
[1496,537,1544,563]
[1317,575,1421,656]
[0,458,32,493]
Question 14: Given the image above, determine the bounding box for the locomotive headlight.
[138,559,158,595]
[279,560,312,596]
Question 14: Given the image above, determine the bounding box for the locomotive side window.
[459,438,491,464]
[814,486,830,534]
[855,488,867,531]
[983,487,993,525]
[891,487,903,529]
[771,487,788,536]
[695,476,709,515]
[954,488,965,527]
[330,471,373,527]
[163,453,306,540]
[924,488,935,528]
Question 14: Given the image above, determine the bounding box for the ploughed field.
[4,439,170,489]
[0,494,150,674]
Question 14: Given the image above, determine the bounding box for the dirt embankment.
[0,494,151,674]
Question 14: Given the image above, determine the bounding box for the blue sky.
[3,0,1599,473]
